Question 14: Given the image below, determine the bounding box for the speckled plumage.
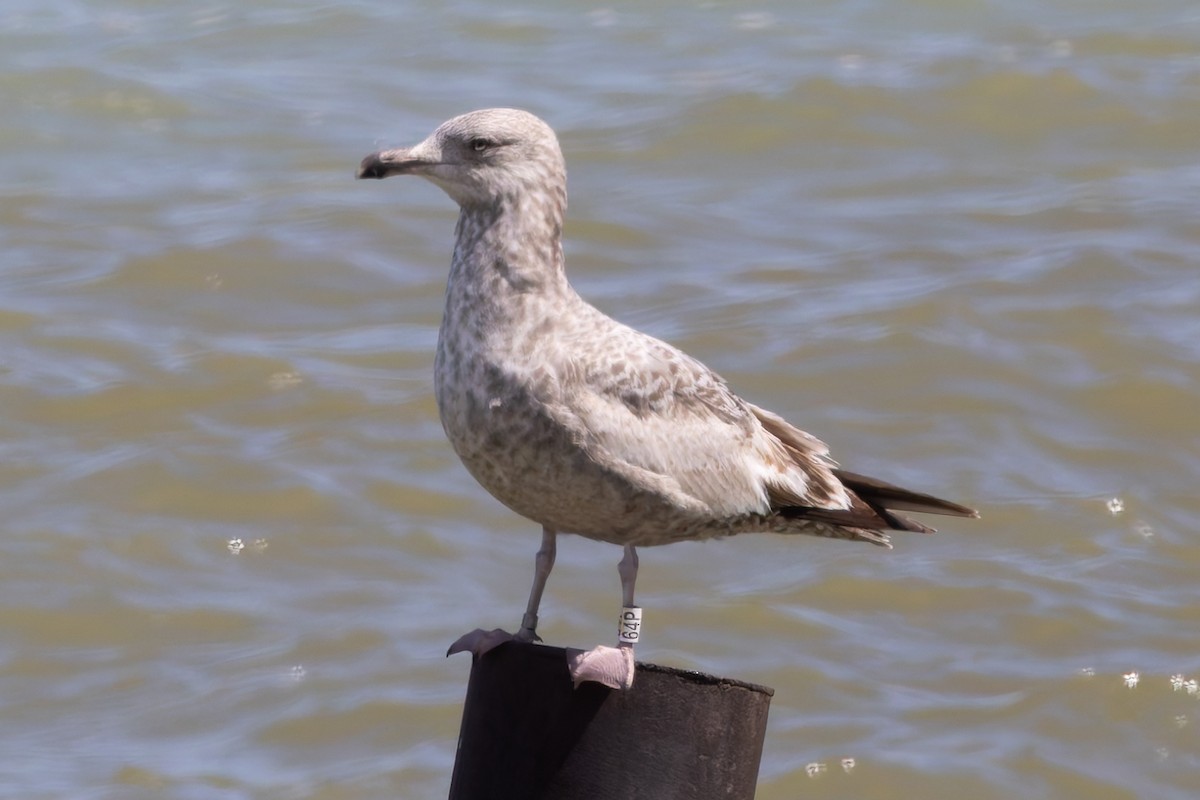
[357,109,976,681]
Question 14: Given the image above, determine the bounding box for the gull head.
[357,108,565,211]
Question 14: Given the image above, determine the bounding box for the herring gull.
[357,108,978,689]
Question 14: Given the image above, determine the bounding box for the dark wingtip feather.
[833,468,979,519]
[777,468,977,544]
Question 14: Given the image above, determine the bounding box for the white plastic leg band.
[618,606,643,645]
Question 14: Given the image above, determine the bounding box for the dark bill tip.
[356,147,435,180]
[356,152,390,180]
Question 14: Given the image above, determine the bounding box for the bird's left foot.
[565,644,635,690]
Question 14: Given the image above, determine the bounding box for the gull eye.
[469,137,493,153]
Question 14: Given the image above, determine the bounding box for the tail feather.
[781,502,934,534]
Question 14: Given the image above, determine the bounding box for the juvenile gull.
[357,108,978,689]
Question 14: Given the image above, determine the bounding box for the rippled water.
[4,1,1200,797]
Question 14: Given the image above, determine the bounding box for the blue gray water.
[3,1,1200,797]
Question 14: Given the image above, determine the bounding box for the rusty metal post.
[448,641,773,800]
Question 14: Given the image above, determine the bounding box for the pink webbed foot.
[565,644,636,690]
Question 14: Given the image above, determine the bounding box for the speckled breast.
[432,341,726,546]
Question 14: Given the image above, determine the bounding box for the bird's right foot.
[446,625,540,658]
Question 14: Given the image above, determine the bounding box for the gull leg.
[566,544,638,690]
[518,527,557,641]
[448,527,557,658]
[618,545,639,630]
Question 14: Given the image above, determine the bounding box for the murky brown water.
[3,1,1200,797]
